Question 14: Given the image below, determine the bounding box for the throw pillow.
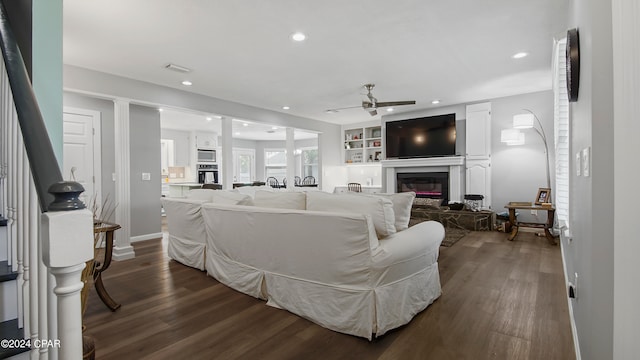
[369,192,416,231]
[306,191,396,238]
[211,190,254,206]
[253,190,306,210]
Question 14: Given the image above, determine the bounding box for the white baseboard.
[559,235,581,360]
[130,232,163,243]
[112,245,136,261]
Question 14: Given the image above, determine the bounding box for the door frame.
[233,147,256,183]
[63,106,102,208]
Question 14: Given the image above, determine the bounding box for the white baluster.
[29,178,40,359]
[38,239,48,360]
[16,134,24,329]
[47,271,56,360]
[21,146,31,338]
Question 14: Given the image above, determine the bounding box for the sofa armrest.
[371,221,444,285]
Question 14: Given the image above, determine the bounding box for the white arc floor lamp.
[501,109,552,198]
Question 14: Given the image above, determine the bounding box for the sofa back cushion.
[211,190,254,205]
[306,191,396,238]
[185,188,214,202]
[235,185,275,198]
[253,190,306,210]
[201,204,377,283]
[370,192,415,231]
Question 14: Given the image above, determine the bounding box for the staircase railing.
[0,2,93,359]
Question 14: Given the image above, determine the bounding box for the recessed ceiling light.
[234,132,241,136]
[206,117,212,121]
[291,32,306,42]
[431,100,441,105]
[158,108,164,112]
[272,126,279,130]
[282,106,290,110]
[386,108,394,112]
[512,52,528,59]
[213,115,222,119]
[242,123,249,127]
[181,80,193,86]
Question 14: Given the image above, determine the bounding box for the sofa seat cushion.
[253,190,306,210]
[306,191,396,239]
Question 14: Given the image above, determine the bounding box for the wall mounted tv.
[385,113,456,159]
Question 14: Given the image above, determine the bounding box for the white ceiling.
[63,0,569,125]
[160,108,317,141]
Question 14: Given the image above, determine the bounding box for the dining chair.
[294,176,302,186]
[347,182,362,192]
[302,176,316,185]
[266,177,280,188]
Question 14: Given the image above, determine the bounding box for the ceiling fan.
[328,84,416,116]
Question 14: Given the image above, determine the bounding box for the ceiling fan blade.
[326,105,363,112]
[375,100,416,107]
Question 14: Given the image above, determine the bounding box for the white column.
[113,99,135,260]
[221,117,234,190]
[41,209,93,360]
[285,128,295,190]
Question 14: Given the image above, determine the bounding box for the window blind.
[553,38,570,224]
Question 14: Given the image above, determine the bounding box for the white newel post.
[41,208,93,360]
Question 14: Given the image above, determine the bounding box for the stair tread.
[0,261,18,282]
[0,319,29,359]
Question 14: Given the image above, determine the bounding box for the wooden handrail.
[0,2,83,212]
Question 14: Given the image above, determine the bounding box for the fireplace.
[397,172,449,202]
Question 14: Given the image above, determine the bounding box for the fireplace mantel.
[382,156,465,202]
[381,156,465,168]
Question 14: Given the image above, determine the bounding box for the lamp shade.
[501,129,525,145]
[513,113,535,129]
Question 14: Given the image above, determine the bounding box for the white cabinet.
[343,124,383,164]
[196,132,218,149]
[465,103,491,160]
[465,102,491,208]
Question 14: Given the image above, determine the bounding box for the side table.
[93,221,122,311]
[504,203,557,245]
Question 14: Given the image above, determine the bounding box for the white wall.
[382,91,553,220]
[565,1,615,359]
[612,1,640,358]
[63,65,342,186]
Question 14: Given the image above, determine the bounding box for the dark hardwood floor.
[83,230,576,360]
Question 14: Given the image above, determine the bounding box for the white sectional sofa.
[161,188,444,339]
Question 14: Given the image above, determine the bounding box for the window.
[233,148,255,183]
[553,38,570,225]
[300,147,318,179]
[264,149,287,180]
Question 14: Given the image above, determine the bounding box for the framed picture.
[535,188,551,205]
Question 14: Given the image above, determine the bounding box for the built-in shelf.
[343,125,383,164]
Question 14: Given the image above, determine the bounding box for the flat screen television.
[385,113,456,159]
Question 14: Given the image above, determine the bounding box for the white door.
[63,107,101,208]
